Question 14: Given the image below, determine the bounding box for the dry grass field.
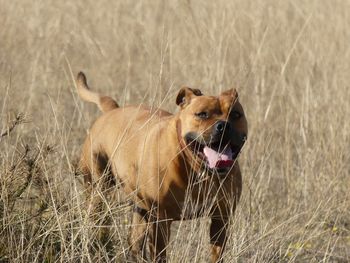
[1,0,350,262]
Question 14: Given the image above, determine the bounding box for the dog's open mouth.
[185,136,242,172]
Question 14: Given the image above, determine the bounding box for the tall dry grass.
[0,0,349,262]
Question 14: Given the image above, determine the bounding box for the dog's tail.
[76,72,119,113]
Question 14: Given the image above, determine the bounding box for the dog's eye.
[230,111,242,120]
[195,111,209,119]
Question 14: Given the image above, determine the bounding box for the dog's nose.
[215,121,230,133]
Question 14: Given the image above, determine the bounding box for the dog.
[76,72,248,263]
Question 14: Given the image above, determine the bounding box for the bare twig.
[0,113,26,141]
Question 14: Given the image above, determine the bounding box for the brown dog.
[76,72,248,263]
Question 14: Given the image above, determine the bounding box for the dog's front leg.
[149,219,171,263]
[128,211,149,262]
[210,217,228,263]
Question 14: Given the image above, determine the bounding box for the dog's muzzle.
[185,121,247,173]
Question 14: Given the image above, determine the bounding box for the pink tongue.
[203,146,233,169]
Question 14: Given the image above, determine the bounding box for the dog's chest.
[178,181,219,219]
[163,172,230,220]
[179,200,209,219]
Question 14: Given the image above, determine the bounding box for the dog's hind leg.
[79,142,116,257]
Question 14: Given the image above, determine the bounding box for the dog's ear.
[176,87,202,108]
[221,88,238,99]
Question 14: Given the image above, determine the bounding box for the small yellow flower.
[304,242,312,249]
[346,236,350,244]
[291,242,303,249]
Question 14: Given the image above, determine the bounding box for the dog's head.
[176,87,248,174]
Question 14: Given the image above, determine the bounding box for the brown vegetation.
[0,0,349,262]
